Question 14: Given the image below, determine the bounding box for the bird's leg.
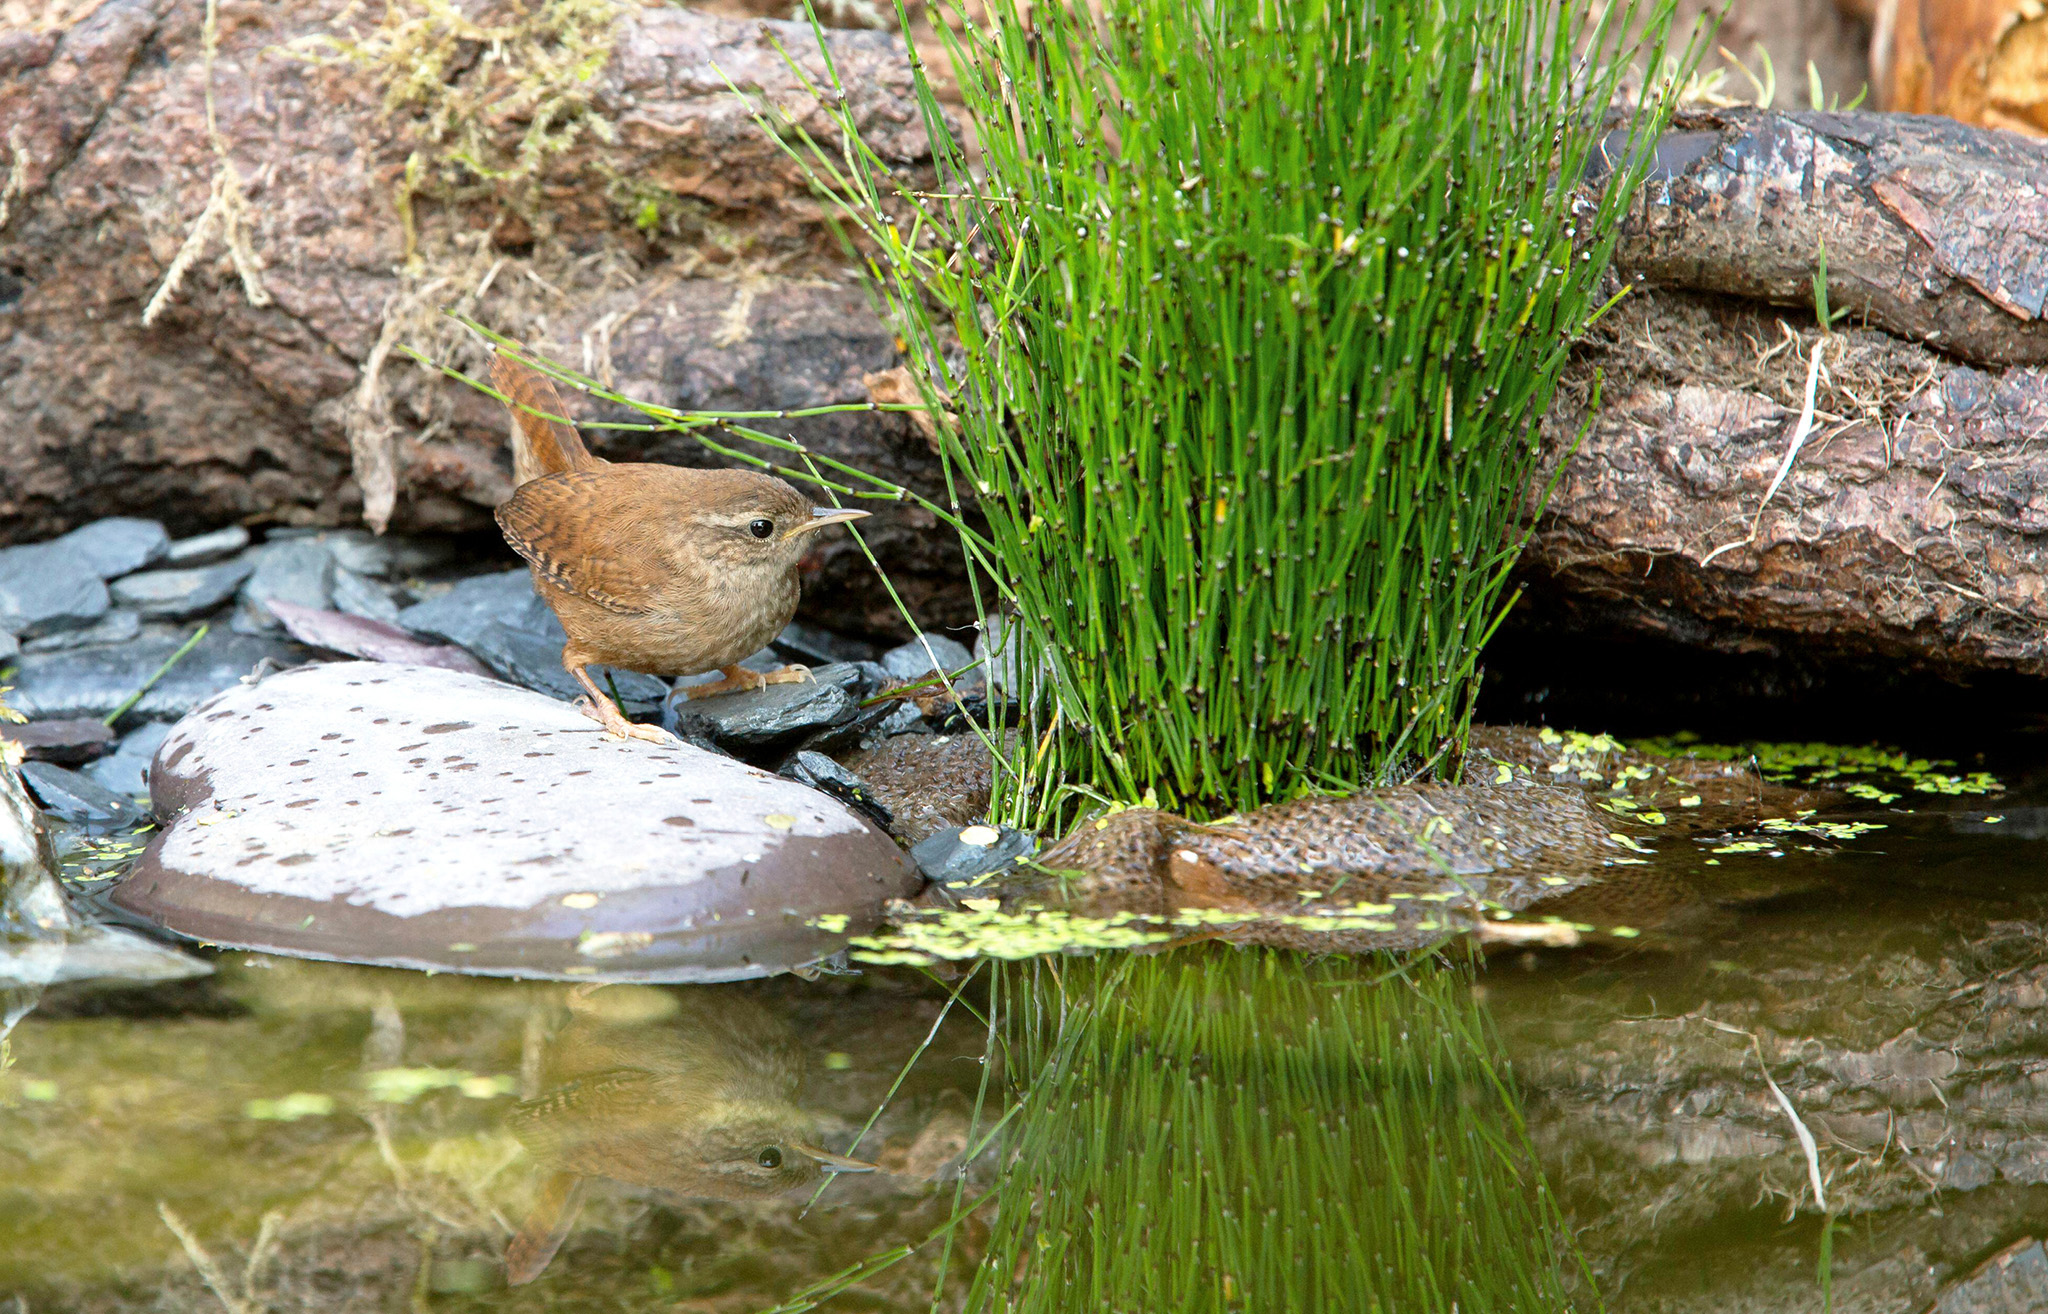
[762,664,814,686]
[568,664,676,744]
[682,664,772,700]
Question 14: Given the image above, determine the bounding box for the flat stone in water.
[112,663,920,981]
[235,539,335,633]
[19,761,146,830]
[780,750,892,829]
[880,634,974,682]
[398,569,561,651]
[3,628,308,722]
[0,542,111,638]
[112,558,257,620]
[58,518,169,579]
[164,525,251,567]
[22,608,141,653]
[911,823,1037,895]
[467,621,667,718]
[663,671,859,749]
[84,721,175,797]
[0,718,115,765]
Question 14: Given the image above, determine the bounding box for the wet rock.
[84,721,175,798]
[663,668,860,750]
[838,734,995,845]
[1927,1237,2048,1313]
[18,761,146,830]
[235,539,336,634]
[912,824,1036,898]
[0,719,115,766]
[266,602,492,676]
[773,622,879,666]
[113,663,921,981]
[3,628,309,723]
[163,525,252,567]
[21,608,142,653]
[57,518,169,579]
[0,542,110,638]
[329,566,404,626]
[780,750,892,830]
[467,622,667,719]
[111,559,257,620]
[398,569,560,651]
[880,634,975,682]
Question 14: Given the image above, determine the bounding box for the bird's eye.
[748,518,775,540]
[756,1146,784,1169]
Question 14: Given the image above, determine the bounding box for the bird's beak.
[792,1142,878,1174]
[784,507,873,540]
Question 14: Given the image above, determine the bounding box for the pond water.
[7,733,2048,1314]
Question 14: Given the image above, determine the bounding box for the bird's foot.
[574,695,677,745]
[763,664,814,687]
[682,664,774,700]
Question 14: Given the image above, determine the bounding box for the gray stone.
[57,517,169,579]
[0,542,111,638]
[235,539,335,633]
[112,663,920,982]
[910,823,1037,895]
[163,525,251,567]
[265,602,492,676]
[0,718,115,765]
[2,628,308,723]
[18,760,146,830]
[323,530,459,580]
[780,750,891,830]
[111,558,257,620]
[878,702,927,737]
[398,569,561,651]
[1932,1238,2048,1314]
[773,621,878,666]
[0,630,16,662]
[467,621,667,719]
[880,633,975,683]
[663,674,858,749]
[84,721,175,798]
[21,608,141,653]
[329,566,403,626]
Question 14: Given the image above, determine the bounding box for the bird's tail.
[491,350,600,484]
[505,1172,587,1286]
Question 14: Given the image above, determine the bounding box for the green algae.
[1633,735,2004,800]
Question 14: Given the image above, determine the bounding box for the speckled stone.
[113,663,921,982]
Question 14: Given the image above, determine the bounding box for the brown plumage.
[488,352,869,744]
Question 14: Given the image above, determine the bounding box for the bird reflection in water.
[503,984,874,1284]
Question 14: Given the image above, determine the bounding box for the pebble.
[18,760,146,830]
[113,662,919,982]
[397,569,560,651]
[2,627,307,723]
[111,558,257,620]
[0,718,116,765]
[235,539,336,633]
[880,634,975,682]
[329,565,404,626]
[21,608,142,653]
[467,621,668,718]
[663,669,860,750]
[57,518,170,579]
[910,823,1038,895]
[780,750,892,830]
[83,720,174,797]
[0,542,111,638]
[163,525,251,567]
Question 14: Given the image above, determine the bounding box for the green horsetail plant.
[727,0,1694,822]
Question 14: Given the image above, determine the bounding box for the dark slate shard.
[780,750,893,830]
[21,608,141,653]
[663,677,858,750]
[467,621,667,718]
[235,539,335,634]
[83,720,175,797]
[19,760,146,830]
[163,525,251,567]
[0,542,112,638]
[324,530,460,580]
[910,824,1038,898]
[111,558,257,620]
[773,621,879,666]
[3,628,309,723]
[398,569,562,651]
[879,634,975,682]
[329,566,403,625]
[0,718,116,765]
[112,662,920,982]
[58,518,170,579]
[793,701,897,757]
[878,702,927,737]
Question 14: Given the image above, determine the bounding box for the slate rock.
[398,569,561,651]
[111,558,257,620]
[329,566,403,626]
[58,518,169,579]
[84,721,175,798]
[2,628,309,723]
[780,750,892,830]
[663,672,858,749]
[1930,1237,2048,1314]
[773,622,879,666]
[911,823,1038,896]
[467,622,667,718]
[0,630,16,662]
[266,602,491,676]
[323,530,459,580]
[113,663,920,982]
[0,718,116,765]
[880,634,975,682]
[878,702,927,737]
[235,539,335,633]
[22,608,141,653]
[164,525,251,567]
[0,542,111,638]
[19,760,146,830]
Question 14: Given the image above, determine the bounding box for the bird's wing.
[494,470,675,615]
